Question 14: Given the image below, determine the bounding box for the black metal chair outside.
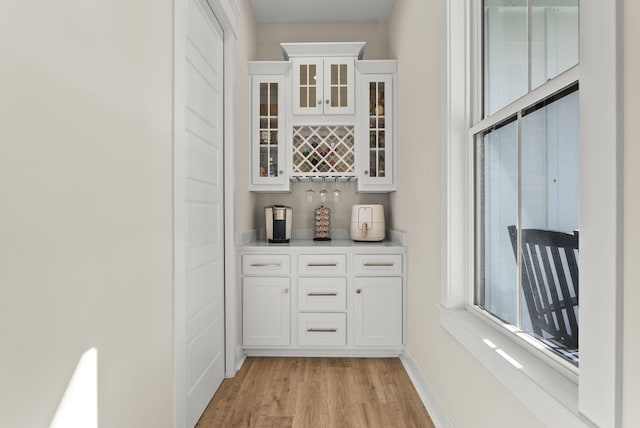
[507,225,579,362]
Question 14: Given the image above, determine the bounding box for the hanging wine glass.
[319,177,328,203]
[333,177,342,202]
[305,176,314,203]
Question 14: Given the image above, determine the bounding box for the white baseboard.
[400,349,453,428]
[234,345,246,374]
[242,347,403,358]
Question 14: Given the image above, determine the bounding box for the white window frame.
[440,1,623,427]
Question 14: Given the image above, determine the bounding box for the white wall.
[0,1,174,427]
[387,0,544,426]
[235,0,259,238]
[388,0,639,426]
[234,0,258,365]
[255,22,389,61]
[623,0,640,425]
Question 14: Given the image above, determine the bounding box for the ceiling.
[249,0,395,24]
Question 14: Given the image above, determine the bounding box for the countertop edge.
[239,228,408,249]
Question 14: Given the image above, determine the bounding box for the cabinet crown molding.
[356,59,398,74]
[280,42,366,60]
[248,61,292,75]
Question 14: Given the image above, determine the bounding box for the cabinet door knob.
[317,100,322,105]
[284,288,289,294]
[356,289,362,294]
[325,99,330,104]
[364,170,369,175]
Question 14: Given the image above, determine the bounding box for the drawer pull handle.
[363,263,395,267]
[250,263,281,268]
[307,263,338,267]
[307,292,338,297]
[356,289,362,294]
[307,328,337,333]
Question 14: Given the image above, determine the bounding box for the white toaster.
[350,204,385,242]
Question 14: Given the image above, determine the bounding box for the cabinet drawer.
[353,254,403,275]
[298,254,346,275]
[243,254,290,275]
[298,277,346,312]
[298,313,346,347]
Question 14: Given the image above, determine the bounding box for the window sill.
[439,306,595,427]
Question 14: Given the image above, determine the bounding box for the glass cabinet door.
[298,63,318,109]
[360,74,393,189]
[292,58,354,115]
[368,80,386,178]
[259,82,279,178]
[323,57,354,115]
[329,64,348,108]
[251,75,287,190]
[292,59,323,115]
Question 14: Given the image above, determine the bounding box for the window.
[475,0,580,365]
[442,0,621,425]
[483,0,579,116]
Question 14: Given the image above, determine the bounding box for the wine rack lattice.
[292,126,355,175]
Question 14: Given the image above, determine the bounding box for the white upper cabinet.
[357,61,397,192]
[283,42,364,117]
[292,57,355,115]
[248,62,291,192]
[249,43,398,192]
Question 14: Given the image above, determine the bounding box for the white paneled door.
[183,0,225,426]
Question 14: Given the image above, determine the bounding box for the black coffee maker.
[265,205,292,243]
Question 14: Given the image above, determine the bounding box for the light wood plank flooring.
[196,357,435,428]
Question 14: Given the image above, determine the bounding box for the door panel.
[184,0,225,426]
[354,277,402,346]
[243,276,291,346]
[292,58,324,115]
[323,57,354,115]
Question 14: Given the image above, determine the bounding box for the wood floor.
[196,357,435,428]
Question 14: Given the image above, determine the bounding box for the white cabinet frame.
[356,60,397,193]
[248,62,291,192]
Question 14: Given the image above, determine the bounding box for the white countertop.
[242,239,403,249]
[240,228,407,250]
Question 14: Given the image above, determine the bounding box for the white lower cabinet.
[243,269,291,346]
[354,276,402,346]
[241,246,405,355]
[243,276,290,346]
